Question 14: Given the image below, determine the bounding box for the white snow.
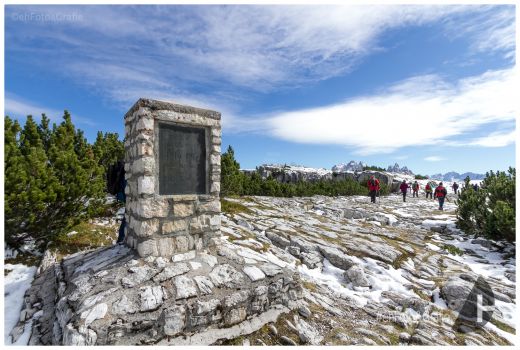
[421,219,456,229]
[392,208,414,218]
[298,257,418,308]
[4,264,37,345]
[442,237,515,285]
[432,288,448,309]
[425,243,441,251]
[485,322,517,345]
[381,213,398,225]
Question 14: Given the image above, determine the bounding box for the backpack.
[435,186,446,197]
[107,161,125,195]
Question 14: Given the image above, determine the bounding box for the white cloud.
[452,130,517,148]
[4,94,96,126]
[424,156,444,162]
[262,67,517,154]
[5,5,514,96]
[442,5,515,61]
[4,4,515,138]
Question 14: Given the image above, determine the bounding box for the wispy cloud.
[424,156,444,162]
[4,94,96,126]
[5,5,515,103]
[260,67,516,155]
[448,130,517,148]
[442,5,515,61]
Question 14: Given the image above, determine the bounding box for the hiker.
[400,180,409,202]
[434,182,448,210]
[425,183,433,199]
[367,175,380,204]
[412,181,420,198]
[117,216,126,244]
[108,160,127,244]
[408,181,413,194]
[452,182,459,194]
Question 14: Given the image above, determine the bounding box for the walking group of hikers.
[367,175,459,211]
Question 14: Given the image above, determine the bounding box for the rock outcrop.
[19,243,302,345]
[14,193,515,346]
[244,164,402,192]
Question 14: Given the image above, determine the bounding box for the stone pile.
[18,242,302,345]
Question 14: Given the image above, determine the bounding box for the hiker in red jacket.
[425,183,433,199]
[434,182,448,210]
[412,181,420,198]
[400,180,409,202]
[367,175,380,203]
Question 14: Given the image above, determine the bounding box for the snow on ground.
[485,322,517,345]
[421,219,457,229]
[425,242,441,251]
[298,256,418,309]
[442,237,515,285]
[298,260,368,308]
[439,235,516,330]
[4,264,37,345]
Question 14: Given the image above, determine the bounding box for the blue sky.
[4,4,516,175]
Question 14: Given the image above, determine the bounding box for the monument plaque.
[158,122,208,195]
[124,98,221,258]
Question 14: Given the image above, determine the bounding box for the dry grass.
[221,199,253,215]
[48,220,118,259]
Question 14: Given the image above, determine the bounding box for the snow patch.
[4,264,37,345]
[425,243,441,251]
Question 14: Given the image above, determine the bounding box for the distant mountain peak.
[387,163,414,175]
[430,171,485,181]
[331,160,366,173]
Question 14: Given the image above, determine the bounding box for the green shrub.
[415,174,429,180]
[456,169,515,242]
[363,165,386,172]
[5,114,107,250]
[221,146,374,198]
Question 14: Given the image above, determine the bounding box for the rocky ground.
[7,191,517,345]
[218,192,516,345]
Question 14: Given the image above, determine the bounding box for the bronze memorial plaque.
[158,122,207,195]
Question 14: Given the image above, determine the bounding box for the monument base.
[21,243,302,345]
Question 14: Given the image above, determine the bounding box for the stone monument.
[13,99,302,346]
[123,98,222,257]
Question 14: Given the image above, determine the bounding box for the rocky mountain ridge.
[332,161,366,173]
[386,163,414,175]
[430,172,486,181]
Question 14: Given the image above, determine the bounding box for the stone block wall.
[124,99,221,257]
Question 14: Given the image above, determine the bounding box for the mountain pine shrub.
[456,169,515,242]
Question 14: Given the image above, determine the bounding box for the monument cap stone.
[124,98,221,257]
